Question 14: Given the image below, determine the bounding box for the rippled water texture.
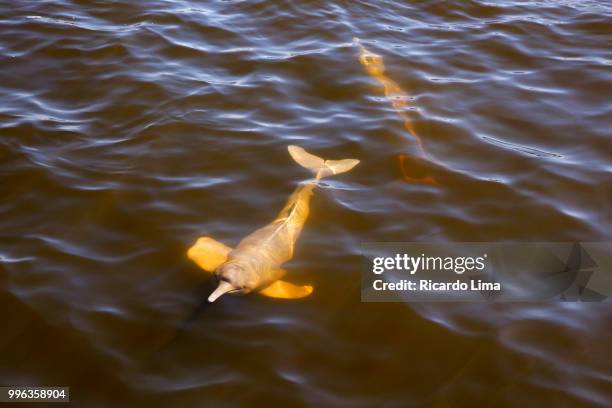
[1,0,611,406]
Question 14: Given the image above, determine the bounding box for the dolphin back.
[288,145,359,180]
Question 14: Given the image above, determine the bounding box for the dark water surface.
[1,0,612,406]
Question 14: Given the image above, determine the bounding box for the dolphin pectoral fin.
[259,279,314,299]
[187,236,232,272]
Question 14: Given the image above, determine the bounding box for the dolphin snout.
[208,281,235,302]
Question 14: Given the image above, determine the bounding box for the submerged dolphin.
[354,37,438,185]
[187,145,359,302]
[354,37,423,149]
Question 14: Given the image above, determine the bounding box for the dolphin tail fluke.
[288,145,359,180]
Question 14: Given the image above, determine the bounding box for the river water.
[1,0,611,406]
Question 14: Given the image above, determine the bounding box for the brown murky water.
[1,0,612,406]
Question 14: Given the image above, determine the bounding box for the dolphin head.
[354,38,385,76]
[208,261,254,302]
[360,52,385,76]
